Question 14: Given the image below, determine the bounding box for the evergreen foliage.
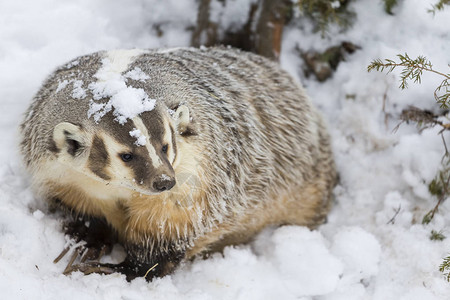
[383,0,398,15]
[423,157,450,225]
[369,54,450,223]
[297,0,355,34]
[368,54,450,280]
[429,0,450,15]
[430,230,446,241]
[440,255,450,281]
[368,54,450,108]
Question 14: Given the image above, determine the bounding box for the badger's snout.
[152,175,176,192]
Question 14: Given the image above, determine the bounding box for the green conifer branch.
[297,0,354,35]
[429,0,450,15]
[368,54,450,107]
[383,0,398,15]
[430,230,446,241]
[440,255,450,281]
[435,79,450,108]
[367,10,450,284]
[424,157,450,224]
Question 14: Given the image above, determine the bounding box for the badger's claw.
[61,244,113,275]
[54,217,163,281]
[63,261,115,276]
[55,241,110,275]
[53,246,71,264]
[62,254,158,281]
[54,242,111,265]
[54,216,117,271]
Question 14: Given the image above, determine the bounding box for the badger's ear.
[53,122,86,157]
[174,105,190,134]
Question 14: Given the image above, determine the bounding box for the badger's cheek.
[106,178,151,196]
[114,175,159,196]
[131,178,156,195]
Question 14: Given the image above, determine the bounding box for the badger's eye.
[162,144,168,154]
[120,153,134,162]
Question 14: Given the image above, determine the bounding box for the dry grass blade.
[63,249,81,275]
[144,263,159,279]
[53,247,70,264]
[65,263,115,276]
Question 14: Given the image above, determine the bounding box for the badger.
[20,47,336,280]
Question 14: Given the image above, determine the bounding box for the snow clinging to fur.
[129,128,147,146]
[87,50,155,124]
[125,67,150,82]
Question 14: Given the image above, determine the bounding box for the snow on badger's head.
[87,49,155,126]
[51,49,192,195]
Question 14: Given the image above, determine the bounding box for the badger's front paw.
[54,216,117,271]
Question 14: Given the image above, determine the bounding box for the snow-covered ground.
[1,0,450,299]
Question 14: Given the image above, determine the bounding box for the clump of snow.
[160,174,171,181]
[56,79,86,99]
[129,128,146,146]
[87,51,156,124]
[88,86,156,124]
[125,67,150,82]
[330,1,341,9]
[56,80,69,93]
[71,80,86,99]
[331,227,381,285]
[257,226,343,296]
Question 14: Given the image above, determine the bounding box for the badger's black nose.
[153,176,176,192]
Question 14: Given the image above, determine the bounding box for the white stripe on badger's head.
[132,117,163,169]
[162,117,176,164]
[102,49,149,76]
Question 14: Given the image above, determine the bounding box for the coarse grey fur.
[20,47,337,279]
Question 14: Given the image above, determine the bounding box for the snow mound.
[263,226,343,296]
[331,227,380,280]
[172,226,343,299]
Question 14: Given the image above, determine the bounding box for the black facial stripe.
[127,151,154,185]
[88,135,111,180]
[140,111,165,144]
[170,124,177,163]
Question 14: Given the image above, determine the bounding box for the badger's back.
[20,52,104,169]
[130,47,336,254]
[129,47,334,216]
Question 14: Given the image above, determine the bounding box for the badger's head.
[52,105,192,196]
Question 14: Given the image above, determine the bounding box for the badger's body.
[20,47,336,279]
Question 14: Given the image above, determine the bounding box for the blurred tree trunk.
[191,0,217,48]
[191,0,291,61]
[254,0,290,60]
